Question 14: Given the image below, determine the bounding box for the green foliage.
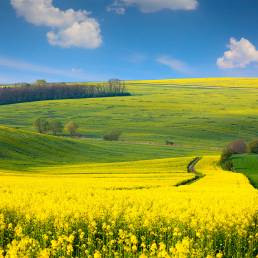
[0,83,130,105]
[220,146,233,170]
[35,79,47,85]
[103,130,122,141]
[249,139,258,154]
[33,117,49,134]
[166,140,174,146]
[34,118,64,135]
[65,121,79,136]
[48,119,64,135]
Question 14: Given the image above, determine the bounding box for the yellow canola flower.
[0,156,255,257]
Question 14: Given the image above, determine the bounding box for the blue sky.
[1,0,258,82]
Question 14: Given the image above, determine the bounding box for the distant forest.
[0,81,130,105]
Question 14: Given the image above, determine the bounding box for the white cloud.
[11,0,102,49]
[107,4,126,15]
[127,53,147,63]
[0,56,113,81]
[157,56,191,74]
[108,0,198,14]
[217,38,258,69]
[0,56,91,80]
[0,56,67,76]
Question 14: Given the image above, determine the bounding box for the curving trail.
[176,157,205,186]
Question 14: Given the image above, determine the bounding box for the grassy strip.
[231,154,258,188]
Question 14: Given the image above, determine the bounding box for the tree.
[0,83,130,105]
[220,145,234,170]
[249,140,258,154]
[48,119,63,135]
[108,79,123,87]
[35,80,47,85]
[103,130,122,141]
[65,121,79,136]
[228,139,248,154]
[220,139,248,170]
[33,118,49,134]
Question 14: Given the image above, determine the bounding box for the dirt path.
[176,157,205,186]
[187,157,202,173]
[78,136,177,147]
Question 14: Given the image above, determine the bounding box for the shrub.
[220,140,248,170]
[165,140,174,146]
[103,130,122,141]
[220,146,234,170]
[249,140,258,154]
[65,122,79,136]
[228,139,248,154]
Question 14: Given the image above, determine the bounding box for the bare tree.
[108,79,123,87]
[33,118,49,134]
[220,139,248,170]
[48,120,64,135]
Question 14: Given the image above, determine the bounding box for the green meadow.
[232,154,258,188]
[1,78,258,159]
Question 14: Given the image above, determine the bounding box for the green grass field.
[232,154,258,188]
[1,78,258,159]
[0,125,181,171]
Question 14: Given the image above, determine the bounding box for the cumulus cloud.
[217,38,258,69]
[108,0,198,14]
[11,0,102,49]
[157,56,191,74]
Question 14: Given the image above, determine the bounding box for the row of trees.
[220,139,258,170]
[0,81,130,105]
[34,118,79,136]
[34,117,123,141]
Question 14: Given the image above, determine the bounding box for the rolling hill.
[0,78,257,257]
[1,78,258,158]
[0,125,179,171]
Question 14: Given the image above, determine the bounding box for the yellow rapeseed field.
[129,78,258,89]
[0,156,257,257]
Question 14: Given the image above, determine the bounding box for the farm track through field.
[176,157,205,186]
[78,136,177,147]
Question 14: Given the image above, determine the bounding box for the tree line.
[0,81,130,105]
[34,117,123,141]
[34,118,79,136]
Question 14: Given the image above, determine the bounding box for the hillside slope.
[0,126,178,170]
[1,78,258,156]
